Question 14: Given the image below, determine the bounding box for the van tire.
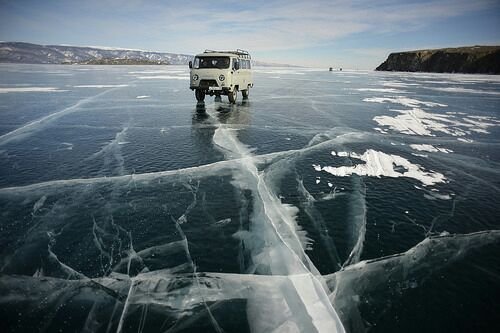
[242,89,249,99]
[228,88,238,104]
[195,89,205,102]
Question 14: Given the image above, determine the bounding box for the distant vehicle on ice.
[189,49,253,104]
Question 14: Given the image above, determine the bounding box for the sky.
[0,0,499,69]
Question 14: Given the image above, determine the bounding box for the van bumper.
[190,86,231,95]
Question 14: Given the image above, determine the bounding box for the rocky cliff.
[376,46,500,74]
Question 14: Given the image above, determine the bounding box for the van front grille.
[199,80,218,88]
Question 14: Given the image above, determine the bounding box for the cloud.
[149,0,496,53]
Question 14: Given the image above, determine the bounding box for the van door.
[232,58,243,91]
[241,59,251,89]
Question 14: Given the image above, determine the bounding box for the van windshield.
[194,57,230,69]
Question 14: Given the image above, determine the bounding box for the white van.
[189,50,253,104]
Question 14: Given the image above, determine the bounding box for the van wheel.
[228,88,238,104]
[195,89,205,102]
[242,89,249,99]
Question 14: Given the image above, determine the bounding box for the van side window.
[247,60,251,69]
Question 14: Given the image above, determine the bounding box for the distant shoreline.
[63,58,169,65]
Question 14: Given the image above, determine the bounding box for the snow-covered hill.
[0,42,193,65]
[0,42,296,67]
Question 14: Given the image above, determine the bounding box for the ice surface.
[212,115,345,331]
[326,230,500,331]
[1,65,499,332]
[0,85,125,146]
[297,179,342,270]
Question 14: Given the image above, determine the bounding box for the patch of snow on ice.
[373,108,454,136]
[424,192,452,200]
[373,127,388,134]
[363,96,447,108]
[367,97,499,137]
[381,81,420,88]
[313,149,446,186]
[74,84,128,88]
[137,75,189,80]
[57,142,74,151]
[136,95,150,99]
[424,86,500,96]
[356,88,406,93]
[0,87,67,93]
[410,144,453,153]
[128,70,185,74]
[32,195,47,213]
[213,218,232,227]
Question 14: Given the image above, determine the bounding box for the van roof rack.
[203,49,251,59]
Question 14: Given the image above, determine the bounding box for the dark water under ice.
[0,64,499,333]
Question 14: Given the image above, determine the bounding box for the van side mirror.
[188,61,192,69]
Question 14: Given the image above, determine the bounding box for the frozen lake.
[1,64,499,332]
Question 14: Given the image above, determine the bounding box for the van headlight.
[192,74,199,81]
[219,74,225,81]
